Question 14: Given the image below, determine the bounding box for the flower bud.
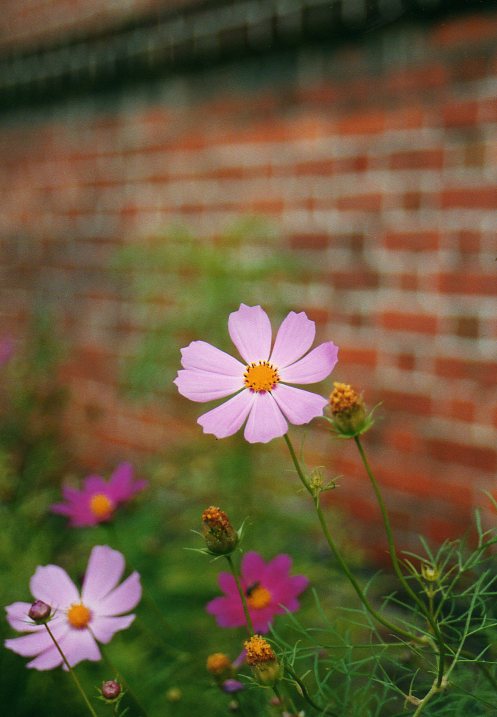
[206,652,233,678]
[329,382,368,436]
[421,563,439,583]
[244,635,281,686]
[201,506,238,555]
[166,687,182,702]
[28,600,51,624]
[100,680,121,701]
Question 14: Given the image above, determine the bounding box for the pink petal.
[180,340,245,375]
[218,572,237,595]
[30,566,79,609]
[81,546,125,605]
[108,463,147,502]
[243,393,288,444]
[84,475,109,494]
[271,384,328,425]
[206,596,244,628]
[26,644,64,670]
[279,341,338,384]
[59,628,101,669]
[5,630,59,657]
[97,572,142,616]
[90,614,136,644]
[241,552,267,585]
[174,369,243,402]
[198,390,255,439]
[269,311,316,369]
[263,554,292,584]
[228,304,272,363]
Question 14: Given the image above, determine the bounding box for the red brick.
[435,357,497,385]
[332,269,380,289]
[337,347,378,367]
[386,65,448,94]
[432,13,497,47]
[437,272,497,295]
[440,187,497,209]
[336,193,383,212]
[336,112,386,135]
[389,149,444,170]
[383,231,440,252]
[382,390,432,416]
[379,311,438,334]
[289,233,330,250]
[426,439,497,473]
[442,101,479,128]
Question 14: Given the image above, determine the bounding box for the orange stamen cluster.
[89,493,114,520]
[243,361,280,393]
[202,506,231,529]
[329,382,363,415]
[206,652,232,675]
[244,635,276,665]
[201,506,238,554]
[67,603,91,629]
[246,584,272,610]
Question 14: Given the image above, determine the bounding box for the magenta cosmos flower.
[206,551,309,634]
[51,462,147,527]
[4,545,141,670]
[174,304,338,443]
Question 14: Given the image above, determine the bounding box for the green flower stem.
[353,436,447,685]
[43,624,99,717]
[283,433,424,646]
[285,663,339,717]
[226,554,255,636]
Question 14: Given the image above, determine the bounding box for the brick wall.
[1,5,496,553]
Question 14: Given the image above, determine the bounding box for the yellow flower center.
[246,583,272,610]
[89,493,114,520]
[329,382,362,415]
[67,603,91,629]
[244,635,276,665]
[243,361,280,393]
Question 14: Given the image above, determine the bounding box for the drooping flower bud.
[244,635,281,686]
[28,600,51,624]
[222,678,244,694]
[100,680,122,701]
[201,506,238,555]
[328,382,369,436]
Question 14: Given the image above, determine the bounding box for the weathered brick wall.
[0,0,197,50]
[1,6,496,552]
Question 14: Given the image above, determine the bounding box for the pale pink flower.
[51,462,147,527]
[4,545,141,670]
[206,551,309,634]
[174,304,338,443]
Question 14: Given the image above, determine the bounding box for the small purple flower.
[5,545,141,670]
[222,678,244,694]
[206,551,309,634]
[51,462,147,527]
[174,304,338,443]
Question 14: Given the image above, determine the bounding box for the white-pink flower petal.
[180,340,245,375]
[174,369,243,402]
[243,393,288,443]
[97,571,142,616]
[269,311,316,368]
[30,565,79,609]
[228,304,272,363]
[81,545,125,606]
[6,602,44,633]
[26,644,64,671]
[272,383,328,425]
[279,341,339,384]
[90,614,136,644]
[198,389,255,439]
[5,630,59,658]
[59,629,101,669]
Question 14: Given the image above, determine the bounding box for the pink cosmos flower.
[206,551,309,634]
[4,545,141,670]
[51,462,147,527]
[174,304,338,443]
